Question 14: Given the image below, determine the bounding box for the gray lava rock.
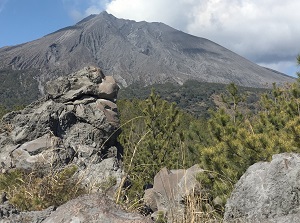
[144,164,203,222]
[224,153,300,223]
[42,194,152,223]
[0,66,122,196]
[0,66,153,223]
[0,206,55,223]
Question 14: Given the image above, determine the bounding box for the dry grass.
[0,165,86,211]
[175,191,222,223]
[114,116,224,222]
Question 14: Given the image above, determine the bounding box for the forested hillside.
[118,80,267,118]
[0,78,266,119]
[0,68,40,108]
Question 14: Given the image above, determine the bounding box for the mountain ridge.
[0,11,295,95]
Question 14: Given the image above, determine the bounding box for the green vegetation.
[119,80,266,118]
[0,166,85,211]
[0,68,39,119]
[0,104,9,118]
[117,89,200,207]
[117,55,300,217]
[0,68,40,109]
[195,58,300,214]
[0,56,299,221]
[117,85,266,210]
[0,104,25,119]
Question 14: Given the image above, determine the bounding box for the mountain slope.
[0,11,294,93]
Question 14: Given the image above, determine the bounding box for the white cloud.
[106,0,300,76]
[62,0,110,20]
[106,0,194,28]
[64,0,300,76]
[85,0,110,15]
[185,0,300,63]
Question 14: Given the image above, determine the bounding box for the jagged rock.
[0,206,55,223]
[224,153,300,223]
[0,195,152,223]
[44,67,118,103]
[144,164,203,222]
[98,76,119,101]
[0,66,121,190]
[42,194,152,223]
[0,201,19,220]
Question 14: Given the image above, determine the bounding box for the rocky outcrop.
[0,66,122,190]
[224,153,300,223]
[0,66,153,222]
[144,164,203,222]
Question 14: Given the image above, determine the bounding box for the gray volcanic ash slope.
[0,11,294,94]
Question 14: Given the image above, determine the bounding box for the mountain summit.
[0,11,294,90]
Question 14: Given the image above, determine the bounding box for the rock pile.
[0,66,151,222]
[0,66,121,188]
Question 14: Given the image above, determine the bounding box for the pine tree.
[117,89,189,205]
[197,79,300,213]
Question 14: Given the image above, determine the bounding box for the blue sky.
[0,0,299,76]
[0,0,81,46]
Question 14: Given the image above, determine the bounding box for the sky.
[0,0,299,77]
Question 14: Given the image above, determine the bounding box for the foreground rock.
[42,194,152,223]
[144,164,203,222]
[0,205,54,223]
[0,195,152,223]
[224,153,300,223]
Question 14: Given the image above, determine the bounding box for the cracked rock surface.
[224,153,300,223]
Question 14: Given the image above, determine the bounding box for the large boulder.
[144,164,203,222]
[0,66,122,191]
[224,153,300,223]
